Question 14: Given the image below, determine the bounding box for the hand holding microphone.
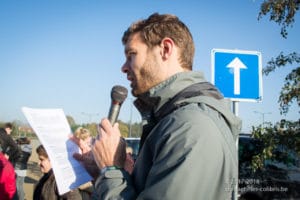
[93,85,128,169]
[74,85,128,175]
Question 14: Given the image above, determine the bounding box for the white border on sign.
[211,48,263,102]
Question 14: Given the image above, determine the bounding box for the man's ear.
[160,37,174,60]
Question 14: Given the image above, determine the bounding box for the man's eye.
[129,51,136,57]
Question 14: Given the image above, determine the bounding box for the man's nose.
[121,62,129,73]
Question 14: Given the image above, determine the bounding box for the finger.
[96,118,108,139]
[91,137,96,146]
[113,123,121,137]
[101,118,114,136]
[96,125,103,141]
[91,143,103,169]
[97,121,102,134]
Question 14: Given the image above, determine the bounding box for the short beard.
[133,52,160,96]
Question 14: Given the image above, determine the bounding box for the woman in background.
[73,127,94,200]
[33,145,82,200]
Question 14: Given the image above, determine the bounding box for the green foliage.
[0,120,20,137]
[250,119,300,171]
[256,3,300,184]
[119,120,129,138]
[119,120,142,138]
[2,116,141,140]
[258,0,300,115]
[279,66,300,114]
[258,0,300,38]
[128,122,142,138]
[66,115,76,127]
[263,52,300,75]
[263,52,300,114]
[73,120,142,138]
[78,123,98,137]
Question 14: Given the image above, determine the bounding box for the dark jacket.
[33,169,82,200]
[0,128,21,166]
[15,143,32,171]
[95,71,241,200]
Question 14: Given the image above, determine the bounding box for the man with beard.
[74,13,241,200]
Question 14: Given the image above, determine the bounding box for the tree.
[118,120,129,138]
[129,122,142,138]
[66,115,79,132]
[258,0,300,38]
[66,115,76,126]
[251,119,300,171]
[258,0,300,114]
[84,123,98,137]
[263,52,300,114]
[248,0,300,172]
[0,120,23,138]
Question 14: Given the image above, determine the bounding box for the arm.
[91,118,136,199]
[72,119,136,199]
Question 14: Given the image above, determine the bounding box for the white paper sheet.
[22,107,92,195]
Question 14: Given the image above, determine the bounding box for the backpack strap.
[154,82,223,122]
[175,96,241,141]
[140,82,223,150]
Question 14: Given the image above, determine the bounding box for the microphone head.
[111,85,128,104]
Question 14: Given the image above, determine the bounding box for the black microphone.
[108,85,128,124]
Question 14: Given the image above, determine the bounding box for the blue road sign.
[211,49,262,102]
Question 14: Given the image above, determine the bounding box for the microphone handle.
[108,103,121,125]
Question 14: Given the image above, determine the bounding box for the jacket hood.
[134,71,241,141]
[134,71,206,113]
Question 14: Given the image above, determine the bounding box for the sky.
[0,0,299,133]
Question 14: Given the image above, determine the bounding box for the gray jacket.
[95,71,241,200]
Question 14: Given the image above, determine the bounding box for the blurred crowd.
[0,123,97,200]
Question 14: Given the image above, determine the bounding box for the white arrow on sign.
[227,57,247,95]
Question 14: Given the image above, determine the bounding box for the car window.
[125,138,140,160]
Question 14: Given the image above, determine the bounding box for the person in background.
[74,13,241,199]
[74,127,92,150]
[0,123,21,167]
[73,127,94,200]
[125,146,133,155]
[0,151,17,200]
[14,137,32,200]
[33,145,82,200]
[124,146,134,174]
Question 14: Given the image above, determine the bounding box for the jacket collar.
[134,71,206,119]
